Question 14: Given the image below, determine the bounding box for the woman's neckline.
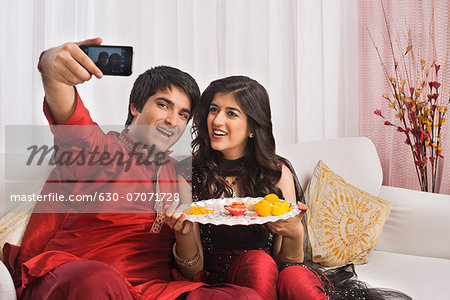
[221,156,245,177]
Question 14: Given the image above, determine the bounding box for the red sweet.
[224,204,249,216]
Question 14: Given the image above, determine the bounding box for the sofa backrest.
[377,185,450,260]
[276,137,383,196]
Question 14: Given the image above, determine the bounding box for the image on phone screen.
[80,45,133,76]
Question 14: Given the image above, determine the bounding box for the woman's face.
[207,93,249,160]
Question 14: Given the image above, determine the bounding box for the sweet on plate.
[224,202,249,216]
[185,206,215,215]
[254,194,292,217]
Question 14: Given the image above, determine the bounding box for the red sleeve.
[43,88,104,147]
[43,88,95,126]
[42,88,112,180]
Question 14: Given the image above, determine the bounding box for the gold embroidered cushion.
[305,161,391,267]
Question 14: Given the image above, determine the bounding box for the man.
[95,51,109,72]
[4,38,262,300]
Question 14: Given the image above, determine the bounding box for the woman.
[105,53,121,73]
[166,76,329,300]
[166,76,411,300]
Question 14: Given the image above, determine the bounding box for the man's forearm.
[41,74,77,124]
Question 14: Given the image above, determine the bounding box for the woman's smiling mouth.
[212,128,228,137]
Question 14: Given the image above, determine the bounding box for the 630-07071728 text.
[9,192,180,202]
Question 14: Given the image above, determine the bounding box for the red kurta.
[5,92,205,300]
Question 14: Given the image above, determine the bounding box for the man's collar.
[118,129,173,156]
[119,129,148,154]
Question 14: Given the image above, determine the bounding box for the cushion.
[305,160,391,267]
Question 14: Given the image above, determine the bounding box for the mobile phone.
[79,44,133,76]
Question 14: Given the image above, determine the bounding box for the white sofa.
[277,137,450,300]
[1,137,450,299]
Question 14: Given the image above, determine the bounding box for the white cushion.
[0,260,16,300]
[355,250,450,300]
[377,185,450,259]
[277,137,383,196]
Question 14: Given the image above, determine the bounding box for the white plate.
[179,197,300,226]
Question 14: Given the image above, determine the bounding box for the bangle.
[283,250,303,262]
[172,242,200,267]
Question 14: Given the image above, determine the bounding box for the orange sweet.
[255,199,272,217]
[271,201,289,216]
[277,200,290,210]
[185,206,214,215]
[264,193,279,204]
[271,205,285,216]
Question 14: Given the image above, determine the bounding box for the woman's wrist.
[173,242,200,267]
[282,249,304,262]
[278,232,305,264]
[281,221,304,240]
[173,228,202,269]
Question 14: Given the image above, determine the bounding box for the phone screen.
[80,45,133,76]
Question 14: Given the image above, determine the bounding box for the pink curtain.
[358,0,450,194]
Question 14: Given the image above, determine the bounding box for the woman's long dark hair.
[192,76,283,199]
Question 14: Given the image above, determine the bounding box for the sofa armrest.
[376,185,450,259]
[0,260,16,300]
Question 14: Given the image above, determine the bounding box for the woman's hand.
[270,203,308,264]
[164,203,204,279]
[165,210,194,235]
[267,202,307,239]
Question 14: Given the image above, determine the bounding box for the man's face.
[99,53,108,65]
[128,87,191,154]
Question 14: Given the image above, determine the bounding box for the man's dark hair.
[98,51,108,59]
[125,66,200,125]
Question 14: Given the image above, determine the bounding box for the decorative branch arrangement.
[369,3,449,192]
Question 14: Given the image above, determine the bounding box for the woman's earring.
[249,132,254,138]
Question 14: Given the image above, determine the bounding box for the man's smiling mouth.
[156,126,174,138]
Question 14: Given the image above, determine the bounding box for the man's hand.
[38,38,104,86]
[39,38,104,124]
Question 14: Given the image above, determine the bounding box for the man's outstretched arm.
[37,38,103,124]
